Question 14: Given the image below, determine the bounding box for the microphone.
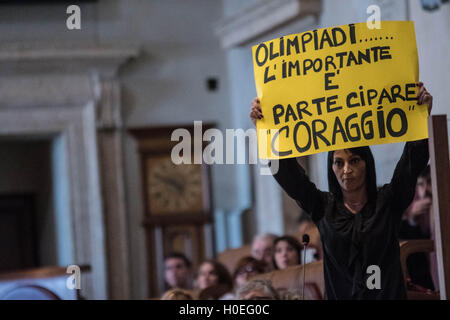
[301,234,310,300]
[302,234,310,246]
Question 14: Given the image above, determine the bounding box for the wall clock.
[128,124,215,298]
[146,156,207,214]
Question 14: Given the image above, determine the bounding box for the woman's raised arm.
[389,82,432,218]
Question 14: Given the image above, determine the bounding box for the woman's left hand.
[417,82,433,115]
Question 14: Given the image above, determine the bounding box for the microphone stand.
[302,234,310,300]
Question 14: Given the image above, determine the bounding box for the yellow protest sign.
[252,21,427,159]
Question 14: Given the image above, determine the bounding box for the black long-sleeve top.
[272,139,429,299]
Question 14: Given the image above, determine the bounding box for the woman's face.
[332,149,366,193]
[274,240,299,269]
[197,262,219,290]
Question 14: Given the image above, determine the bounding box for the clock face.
[146,156,206,214]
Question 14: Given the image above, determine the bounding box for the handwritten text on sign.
[252,21,428,159]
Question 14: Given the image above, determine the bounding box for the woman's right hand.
[250,97,263,126]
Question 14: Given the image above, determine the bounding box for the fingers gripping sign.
[250,97,263,127]
[416,82,432,115]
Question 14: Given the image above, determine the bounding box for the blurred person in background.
[220,256,266,300]
[251,233,277,272]
[273,235,302,270]
[164,252,193,291]
[195,260,233,299]
[160,288,193,300]
[237,279,279,300]
[400,165,435,291]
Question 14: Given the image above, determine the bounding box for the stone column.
[96,78,131,300]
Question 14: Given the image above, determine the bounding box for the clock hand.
[153,173,184,194]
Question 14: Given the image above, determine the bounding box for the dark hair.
[272,235,302,269]
[419,164,430,179]
[198,283,232,300]
[198,260,233,288]
[327,147,377,202]
[297,211,312,224]
[233,256,266,280]
[197,260,233,300]
[165,252,192,268]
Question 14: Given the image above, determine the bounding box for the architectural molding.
[0,104,105,299]
[0,42,139,77]
[215,0,322,48]
[97,79,123,129]
[0,43,139,299]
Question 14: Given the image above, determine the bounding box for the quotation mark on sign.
[66,5,81,30]
[409,105,415,111]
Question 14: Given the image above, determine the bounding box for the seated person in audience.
[273,235,302,270]
[195,260,233,300]
[401,165,432,238]
[400,165,435,291]
[236,279,279,300]
[251,233,277,272]
[164,252,193,291]
[298,213,323,262]
[160,288,193,300]
[220,256,266,300]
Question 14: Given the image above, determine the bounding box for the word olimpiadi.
[254,24,393,84]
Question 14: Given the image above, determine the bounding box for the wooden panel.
[143,214,212,226]
[428,115,450,299]
[163,224,206,268]
[0,194,38,272]
[145,227,159,298]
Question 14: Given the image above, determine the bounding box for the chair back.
[251,260,325,300]
[0,265,90,300]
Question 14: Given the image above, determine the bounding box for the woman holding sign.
[250,82,432,300]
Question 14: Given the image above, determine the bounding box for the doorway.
[0,194,38,272]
